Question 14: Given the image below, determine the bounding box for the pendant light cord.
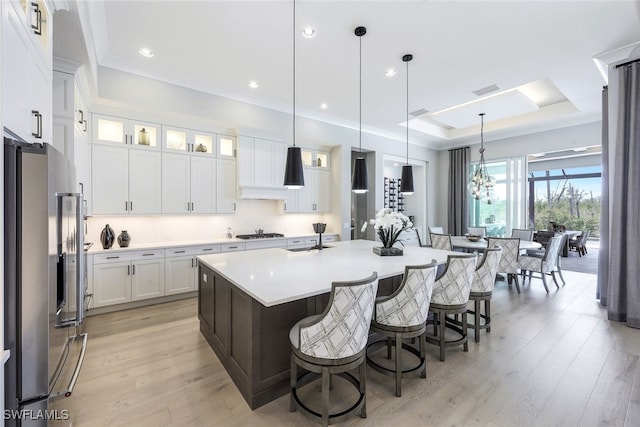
[406,58,409,164]
[359,32,362,153]
[292,0,296,147]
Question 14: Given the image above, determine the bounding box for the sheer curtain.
[606,62,640,328]
[448,147,469,235]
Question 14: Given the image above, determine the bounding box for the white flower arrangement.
[369,208,413,248]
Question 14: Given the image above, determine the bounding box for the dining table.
[451,236,543,252]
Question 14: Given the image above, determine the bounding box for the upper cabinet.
[162,125,216,156]
[2,0,52,143]
[92,114,161,150]
[237,136,287,199]
[301,149,329,169]
[217,134,236,158]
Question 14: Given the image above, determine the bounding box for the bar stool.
[366,262,437,396]
[487,237,521,293]
[289,273,378,427]
[467,247,501,342]
[425,254,477,361]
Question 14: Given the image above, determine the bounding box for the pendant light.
[470,113,495,204]
[400,54,414,195]
[283,0,305,189]
[351,26,368,194]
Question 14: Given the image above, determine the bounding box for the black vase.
[117,230,131,248]
[100,224,115,249]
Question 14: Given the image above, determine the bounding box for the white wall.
[435,121,602,229]
[87,66,441,242]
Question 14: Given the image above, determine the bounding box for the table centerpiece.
[369,208,413,256]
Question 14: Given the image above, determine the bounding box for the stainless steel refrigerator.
[4,138,88,426]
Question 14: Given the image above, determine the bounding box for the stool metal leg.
[486,299,491,333]
[322,367,330,427]
[360,361,367,418]
[462,312,468,352]
[290,355,296,412]
[474,299,481,343]
[439,311,446,361]
[420,332,427,378]
[395,332,402,397]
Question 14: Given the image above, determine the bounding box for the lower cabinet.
[93,250,164,308]
[164,244,220,295]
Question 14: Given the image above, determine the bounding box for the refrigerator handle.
[75,195,85,325]
[49,333,88,401]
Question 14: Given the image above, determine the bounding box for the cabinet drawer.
[245,239,286,250]
[220,242,245,252]
[323,234,337,242]
[165,245,221,258]
[94,249,164,264]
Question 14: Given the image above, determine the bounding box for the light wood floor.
[58,271,640,426]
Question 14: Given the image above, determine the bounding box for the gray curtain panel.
[447,147,469,236]
[608,62,640,328]
[597,86,609,304]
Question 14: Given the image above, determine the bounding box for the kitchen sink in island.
[196,239,458,409]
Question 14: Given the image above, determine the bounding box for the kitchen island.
[197,239,457,409]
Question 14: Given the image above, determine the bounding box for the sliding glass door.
[469,157,526,237]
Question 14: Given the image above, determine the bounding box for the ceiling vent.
[410,108,429,117]
[473,84,500,97]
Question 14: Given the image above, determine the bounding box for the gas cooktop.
[235,233,285,240]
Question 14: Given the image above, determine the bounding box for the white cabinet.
[162,125,216,155]
[164,245,220,295]
[2,0,52,143]
[92,113,160,149]
[301,149,329,169]
[238,136,286,189]
[296,168,331,213]
[91,144,162,214]
[217,134,237,158]
[216,158,237,213]
[93,250,164,308]
[162,153,216,214]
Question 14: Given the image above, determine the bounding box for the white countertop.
[86,233,335,255]
[197,240,459,307]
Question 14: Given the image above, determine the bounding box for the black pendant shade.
[352,157,368,194]
[400,165,414,195]
[284,146,304,189]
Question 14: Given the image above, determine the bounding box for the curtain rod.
[615,57,640,69]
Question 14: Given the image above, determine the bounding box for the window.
[469,157,526,237]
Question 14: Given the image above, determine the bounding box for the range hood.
[238,186,288,200]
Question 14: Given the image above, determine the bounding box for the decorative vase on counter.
[100,224,115,249]
[373,246,403,256]
[117,230,131,248]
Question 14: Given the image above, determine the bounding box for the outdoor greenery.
[533,183,601,238]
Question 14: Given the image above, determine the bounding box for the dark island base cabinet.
[198,263,400,409]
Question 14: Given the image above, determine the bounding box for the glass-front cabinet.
[93,114,160,150]
[301,149,329,168]
[162,125,215,155]
[217,134,236,158]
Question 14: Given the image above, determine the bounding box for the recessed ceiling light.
[248,81,259,89]
[301,27,316,38]
[139,48,154,58]
[320,103,328,109]
[385,68,396,77]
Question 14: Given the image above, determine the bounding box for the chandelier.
[470,113,495,204]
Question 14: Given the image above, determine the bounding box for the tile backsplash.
[86,200,331,245]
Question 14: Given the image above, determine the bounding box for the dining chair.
[290,273,378,427]
[569,230,590,256]
[429,233,452,251]
[366,261,437,396]
[487,237,521,293]
[428,226,444,234]
[527,232,567,285]
[425,254,477,361]
[534,230,555,248]
[467,226,487,237]
[518,236,563,292]
[467,247,502,343]
[511,228,534,241]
